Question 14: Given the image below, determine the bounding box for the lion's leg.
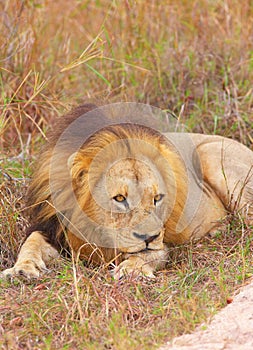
[1,231,59,279]
[113,246,168,279]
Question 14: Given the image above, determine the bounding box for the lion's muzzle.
[133,232,160,246]
[120,229,165,253]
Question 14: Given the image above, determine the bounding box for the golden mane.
[26,105,189,262]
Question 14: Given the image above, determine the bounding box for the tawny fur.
[2,104,253,279]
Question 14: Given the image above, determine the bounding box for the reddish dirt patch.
[161,279,253,350]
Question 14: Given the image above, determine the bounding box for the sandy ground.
[160,279,253,350]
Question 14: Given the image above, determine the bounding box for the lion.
[2,103,253,279]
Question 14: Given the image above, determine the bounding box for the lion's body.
[2,104,253,279]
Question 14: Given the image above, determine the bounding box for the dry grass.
[1,0,253,152]
[1,0,253,349]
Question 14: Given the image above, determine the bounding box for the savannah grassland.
[0,1,253,349]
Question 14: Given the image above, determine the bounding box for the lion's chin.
[126,248,157,254]
[119,245,146,254]
[120,242,164,254]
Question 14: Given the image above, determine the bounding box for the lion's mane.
[26,104,189,263]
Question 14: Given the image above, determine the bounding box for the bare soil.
[160,279,253,350]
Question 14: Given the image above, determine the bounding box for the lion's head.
[28,110,188,264]
[58,123,188,260]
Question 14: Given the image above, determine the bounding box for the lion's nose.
[145,234,160,244]
[133,232,160,245]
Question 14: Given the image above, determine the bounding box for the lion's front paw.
[112,256,156,280]
[1,259,47,280]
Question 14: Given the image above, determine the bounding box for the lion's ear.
[67,152,78,171]
[67,152,90,182]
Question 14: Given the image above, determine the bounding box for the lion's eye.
[113,194,127,203]
[154,194,164,205]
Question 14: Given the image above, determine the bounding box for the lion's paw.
[112,257,156,280]
[1,259,47,280]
